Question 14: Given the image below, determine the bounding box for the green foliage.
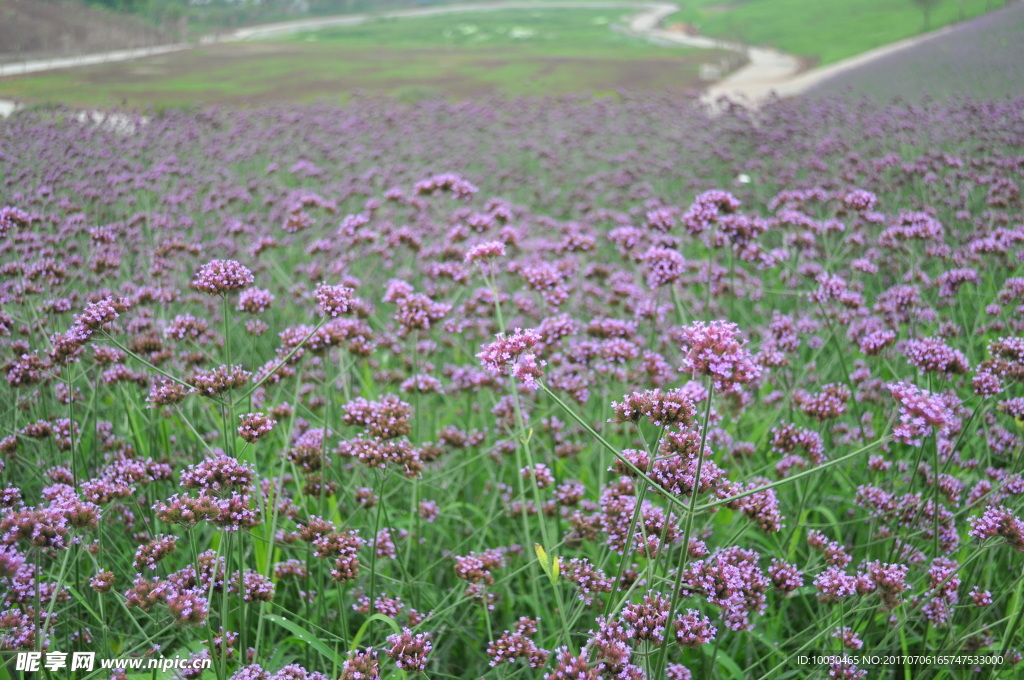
[912,0,945,29]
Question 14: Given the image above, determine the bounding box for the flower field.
[1,93,1023,680]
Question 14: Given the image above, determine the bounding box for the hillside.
[666,0,1005,65]
[807,2,1024,102]
[0,0,471,63]
[0,0,173,63]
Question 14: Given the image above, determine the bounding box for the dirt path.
[0,1,976,117]
[0,44,190,78]
[0,44,189,119]
[616,6,804,106]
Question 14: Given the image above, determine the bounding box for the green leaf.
[810,504,842,536]
[349,613,403,652]
[123,392,150,459]
[703,645,744,680]
[65,585,102,622]
[264,614,345,667]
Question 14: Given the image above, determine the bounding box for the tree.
[911,0,943,31]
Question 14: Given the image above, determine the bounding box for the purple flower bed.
[0,93,1023,679]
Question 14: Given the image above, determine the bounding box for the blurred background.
[0,0,1021,109]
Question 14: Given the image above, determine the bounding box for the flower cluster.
[465,241,506,265]
[487,618,549,667]
[342,395,413,439]
[186,365,253,396]
[477,327,545,389]
[610,388,696,428]
[903,337,969,375]
[678,320,762,394]
[191,260,254,295]
[314,283,354,317]
[888,381,956,445]
[237,412,277,443]
[385,628,432,671]
[969,505,1024,551]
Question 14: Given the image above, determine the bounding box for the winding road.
[0,1,962,117]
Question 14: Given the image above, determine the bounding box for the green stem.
[656,380,714,678]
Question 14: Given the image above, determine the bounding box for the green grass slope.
[807,2,1024,102]
[668,0,1002,65]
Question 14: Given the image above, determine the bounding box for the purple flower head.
[0,206,33,237]
[832,626,864,650]
[610,388,696,428]
[90,570,115,593]
[180,452,255,492]
[187,365,253,397]
[237,412,277,443]
[487,617,549,668]
[673,609,717,648]
[767,558,804,593]
[342,395,413,440]
[829,662,867,679]
[75,297,132,332]
[971,587,993,607]
[315,283,354,317]
[667,665,693,680]
[903,337,969,375]
[842,190,877,212]
[679,320,762,393]
[477,327,545,390]
[621,590,670,643]
[147,379,195,408]
[164,313,209,342]
[560,558,612,604]
[465,241,506,265]
[973,370,1004,396]
[642,246,686,288]
[683,190,741,235]
[863,561,910,608]
[339,648,379,680]
[879,210,944,247]
[968,505,1024,551]
[813,566,857,603]
[237,287,275,314]
[133,534,178,571]
[413,173,478,201]
[544,647,599,680]
[887,381,955,446]
[385,628,432,671]
[191,260,254,295]
[165,588,210,626]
